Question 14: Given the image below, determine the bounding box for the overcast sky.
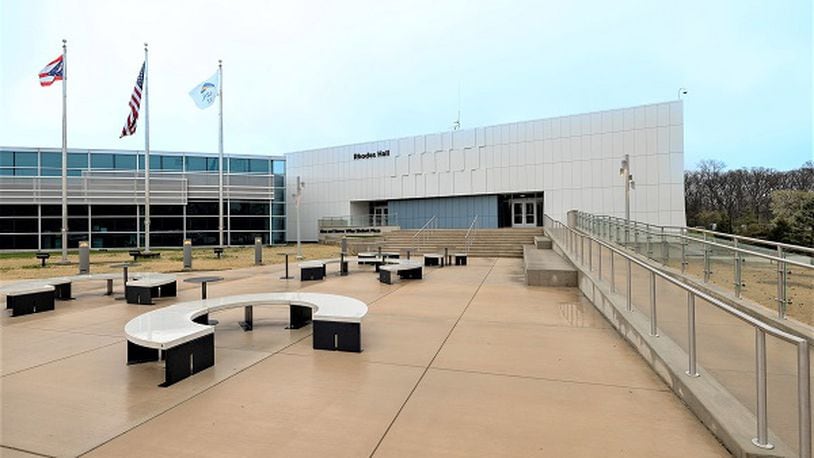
[1,0,811,170]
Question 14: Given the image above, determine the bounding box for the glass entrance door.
[511,199,537,227]
[372,206,388,226]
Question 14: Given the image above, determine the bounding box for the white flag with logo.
[188,71,220,109]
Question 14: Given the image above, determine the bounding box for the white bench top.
[125,292,368,350]
[66,273,118,281]
[0,284,55,296]
[423,253,443,258]
[357,252,379,257]
[0,276,71,293]
[127,273,176,287]
[380,260,422,271]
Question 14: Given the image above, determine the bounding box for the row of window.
[0,202,286,217]
[0,216,285,232]
[0,151,285,176]
[3,231,286,250]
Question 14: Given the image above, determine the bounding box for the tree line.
[684,160,814,246]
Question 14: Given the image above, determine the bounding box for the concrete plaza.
[1,258,727,457]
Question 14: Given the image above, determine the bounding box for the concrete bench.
[1,284,56,316]
[129,250,160,261]
[423,253,444,267]
[124,292,368,386]
[453,253,468,266]
[66,273,119,295]
[378,260,423,284]
[299,260,328,281]
[125,273,177,305]
[357,252,380,265]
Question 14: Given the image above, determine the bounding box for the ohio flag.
[39,55,64,86]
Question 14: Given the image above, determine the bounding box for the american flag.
[120,63,145,138]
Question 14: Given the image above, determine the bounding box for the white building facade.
[286,101,686,241]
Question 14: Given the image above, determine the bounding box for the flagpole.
[218,59,224,248]
[143,42,151,253]
[60,39,68,263]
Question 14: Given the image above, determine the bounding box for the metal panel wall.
[388,195,497,229]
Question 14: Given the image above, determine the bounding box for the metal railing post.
[646,223,653,258]
[703,233,712,283]
[686,293,699,377]
[610,251,616,292]
[649,271,658,336]
[734,238,743,298]
[634,223,640,253]
[776,246,787,319]
[598,244,602,281]
[661,227,668,264]
[588,238,593,271]
[681,229,688,274]
[798,341,811,458]
[752,328,773,450]
[626,259,632,311]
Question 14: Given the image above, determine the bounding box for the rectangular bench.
[378,262,423,285]
[125,275,177,305]
[454,253,468,266]
[423,253,444,267]
[299,261,327,281]
[3,285,56,317]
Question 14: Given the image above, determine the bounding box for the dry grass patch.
[0,244,340,282]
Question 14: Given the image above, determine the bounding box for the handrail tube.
[544,213,810,457]
[584,211,814,256]
[579,213,813,271]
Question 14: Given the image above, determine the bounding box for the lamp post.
[678,87,688,99]
[293,176,305,259]
[620,154,635,244]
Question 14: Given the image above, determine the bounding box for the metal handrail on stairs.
[464,215,479,254]
[412,215,438,253]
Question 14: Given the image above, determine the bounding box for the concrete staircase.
[372,228,544,258]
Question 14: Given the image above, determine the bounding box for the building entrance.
[510,198,538,227]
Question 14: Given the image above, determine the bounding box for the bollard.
[341,237,348,256]
[78,240,90,274]
[254,237,263,265]
[183,239,192,270]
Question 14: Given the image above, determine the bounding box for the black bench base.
[378,267,422,285]
[127,334,215,387]
[125,281,177,305]
[6,290,55,317]
[455,255,468,266]
[424,256,443,267]
[300,265,326,281]
[313,320,361,352]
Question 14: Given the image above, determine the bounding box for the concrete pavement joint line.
[428,366,670,393]
[76,269,415,456]
[0,444,55,458]
[1,340,123,379]
[369,258,498,457]
[8,325,126,339]
[76,331,313,457]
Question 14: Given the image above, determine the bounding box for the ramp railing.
[544,213,811,457]
[575,211,814,320]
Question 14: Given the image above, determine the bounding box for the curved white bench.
[379,260,423,284]
[124,292,368,386]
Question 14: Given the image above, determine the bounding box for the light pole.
[293,176,305,259]
[620,154,635,244]
[678,87,688,99]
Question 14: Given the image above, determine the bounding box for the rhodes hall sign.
[353,149,391,160]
